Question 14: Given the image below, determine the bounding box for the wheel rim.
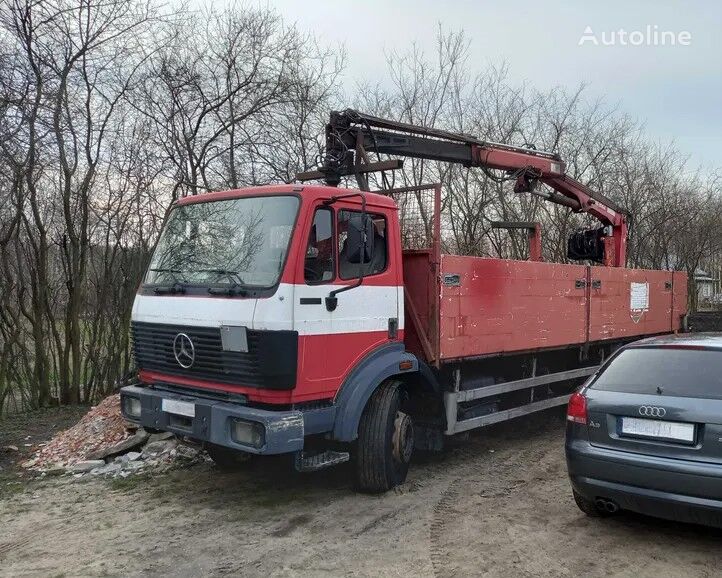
[392,411,414,464]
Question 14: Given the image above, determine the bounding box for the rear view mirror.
[346,213,374,264]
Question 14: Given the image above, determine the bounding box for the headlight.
[123,396,142,419]
[231,419,265,448]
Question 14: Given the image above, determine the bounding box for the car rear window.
[590,347,722,399]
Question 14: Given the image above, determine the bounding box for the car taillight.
[567,392,588,425]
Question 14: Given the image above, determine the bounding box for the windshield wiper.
[153,282,186,295]
[208,283,248,297]
[149,267,187,287]
[149,267,186,294]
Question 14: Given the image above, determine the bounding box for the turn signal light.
[567,392,588,425]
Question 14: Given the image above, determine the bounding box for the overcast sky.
[264,0,721,170]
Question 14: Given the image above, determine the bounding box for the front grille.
[131,321,297,390]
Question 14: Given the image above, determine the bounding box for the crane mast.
[297,109,628,267]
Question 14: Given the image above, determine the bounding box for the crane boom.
[297,109,628,267]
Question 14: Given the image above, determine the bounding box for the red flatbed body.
[403,251,687,365]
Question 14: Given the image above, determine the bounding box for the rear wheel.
[572,489,607,517]
[206,443,253,471]
[355,381,414,492]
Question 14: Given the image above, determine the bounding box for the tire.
[206,443,253,471]
[355,380,414,493]
[572,489,607,517]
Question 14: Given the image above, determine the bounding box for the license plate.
[621,417,694,443]
[161,398,195,418]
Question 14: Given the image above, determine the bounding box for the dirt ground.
[0,406,89,474]
[2,409,722,578]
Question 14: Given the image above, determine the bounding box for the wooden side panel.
[588,267,674,341]
[402,250,436,362]
[672,270,689,331]
[438,256,588,360]
[408,252,689,363]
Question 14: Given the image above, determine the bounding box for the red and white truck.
[121,110,687,491]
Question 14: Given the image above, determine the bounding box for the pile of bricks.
[22,394,207,478]
[22,395,132,470]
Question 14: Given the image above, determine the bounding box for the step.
[295,450,350,472]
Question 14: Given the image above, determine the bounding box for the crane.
[297,109,629,267]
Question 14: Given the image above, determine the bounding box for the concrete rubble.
[22,394,210,479]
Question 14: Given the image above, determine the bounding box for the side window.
[304,208,335,284]
[338,210,388,280]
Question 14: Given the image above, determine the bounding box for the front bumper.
[121,385,311,455]
[567,438,722,528]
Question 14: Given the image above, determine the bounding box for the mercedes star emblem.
[173,333,195,369]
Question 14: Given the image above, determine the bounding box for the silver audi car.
[566,333,722,528]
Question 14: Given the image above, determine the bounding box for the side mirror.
[346,213,375,264]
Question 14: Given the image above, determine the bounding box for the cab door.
[326,204,400,380]
[294,203,336,385]
[293,201,401,395]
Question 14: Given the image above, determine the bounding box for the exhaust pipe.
[604,500,619,513]
[595,497,619,513]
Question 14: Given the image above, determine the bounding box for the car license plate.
[161,398,195,418]
[621,417,694,443]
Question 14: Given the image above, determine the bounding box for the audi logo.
[638,406,667,418]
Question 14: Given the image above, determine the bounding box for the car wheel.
[355,380,414,493]
[572,489,608,517]
[206,443,253,471]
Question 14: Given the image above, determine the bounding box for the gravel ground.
[2,409,722,577]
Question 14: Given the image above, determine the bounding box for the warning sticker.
[630,282,649,311]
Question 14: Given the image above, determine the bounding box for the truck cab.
[121,185,420,491]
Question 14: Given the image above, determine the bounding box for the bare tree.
[0,0,168,408]
[353,27,722,275]
[0,0,344,413]
[138,5,343,197]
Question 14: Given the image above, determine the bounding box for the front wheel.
[355,381,414,492]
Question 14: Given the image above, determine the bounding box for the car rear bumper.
[120,385,334,455]
[567,439,722,528]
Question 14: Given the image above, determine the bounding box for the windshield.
[145,195,299,289]
[590,347,722,399]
